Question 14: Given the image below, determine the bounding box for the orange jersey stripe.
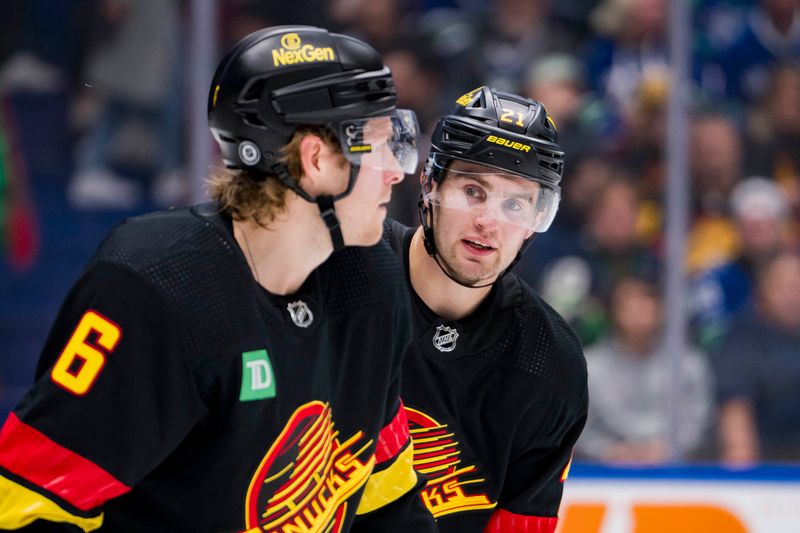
[485,508,558,533]
[0,413,130,511]
[374,402,410,465]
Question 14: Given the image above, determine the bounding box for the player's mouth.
[462,238,495,256]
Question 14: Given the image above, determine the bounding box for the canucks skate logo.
[432,325,459,352]
[244,401,374,532]
[406,407,494,517]
[287,300,313,328]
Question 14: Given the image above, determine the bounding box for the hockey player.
[385,86,588,532]
[0,26,435,532]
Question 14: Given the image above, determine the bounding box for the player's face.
[335,116,405,246]
[430,161,536,285]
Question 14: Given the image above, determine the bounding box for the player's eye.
[503,198,523,212]
[464,185,485,201]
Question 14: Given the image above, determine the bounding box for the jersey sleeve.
[485,385,588,533]
[351,284,436,532]
[0,263,206,531]
[352,398,435,532]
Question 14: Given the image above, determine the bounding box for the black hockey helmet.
[425,86,564,201]
[208,26,417,251]
[419,86,565,285]
[208,25,398,174]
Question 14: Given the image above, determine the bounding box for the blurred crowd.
[1,0,799,466]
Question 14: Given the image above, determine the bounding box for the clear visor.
[339,109,419,175]
[424,161,560,233]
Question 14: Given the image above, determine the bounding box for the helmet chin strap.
[271,162,359,253]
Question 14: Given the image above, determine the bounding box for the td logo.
[240,349,276,401]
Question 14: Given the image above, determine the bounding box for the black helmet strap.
[269,161,350,252]
[316,194,345,252]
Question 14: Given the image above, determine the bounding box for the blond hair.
[207,125,341,225]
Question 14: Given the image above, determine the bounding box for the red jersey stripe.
[0,413,130,511]
[374,402,410,465]
[484,508,558,533]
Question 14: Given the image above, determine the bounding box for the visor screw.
[514,159,521,165]
[487,152,495,159]
[238,140,262,166]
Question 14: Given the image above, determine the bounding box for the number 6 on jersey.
[51,310,121,396]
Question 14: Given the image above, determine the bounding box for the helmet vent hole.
[243,113,266,128]
[469,92,487,109]
[241,79,267,103]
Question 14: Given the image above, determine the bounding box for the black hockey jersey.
[385,220,588,532]
[0,204,435,532]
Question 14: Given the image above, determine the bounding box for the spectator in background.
[474,0,578,91]
[714,252,800,465]
[384,43,442,226]
[332,0,413,53]
[68,0,183,210]
[707,0,800,103]
[584,0,670,112]
[412,0,580,104]
[514,156,615,299]
[692,177,794,350]
[686,112,745,273]
[524,52,617,166]
[383,43,443,136]
[576,276,713,464]
[744,62,800,213]
[614,67,668,212]
[534,178,660,344]
[694,0,753,67]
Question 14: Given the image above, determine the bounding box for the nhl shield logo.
[287,301,314,328]
[432,325,459,352]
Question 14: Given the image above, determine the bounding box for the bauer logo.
[240,349,276,401]
[486,135,532,152]
[272,33,335,67]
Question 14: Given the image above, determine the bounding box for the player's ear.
[298,135,349,196]
[298,134,325,194]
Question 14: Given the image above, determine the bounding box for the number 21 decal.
[499,108,524,127]
[51,310,121,396]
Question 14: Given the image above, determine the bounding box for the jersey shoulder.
[322,232,410,315]
[93,206,238,271]
[89,205,258,352]
[488,274,588,400]
[382,218,413,260]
